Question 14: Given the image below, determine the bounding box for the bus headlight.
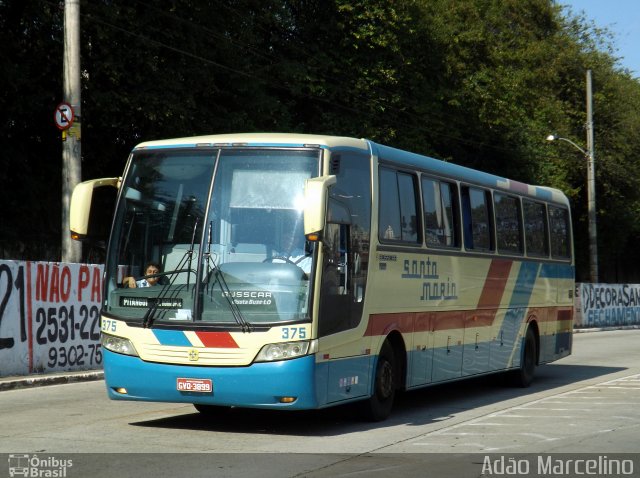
[101,333,139,357]
[254,340,317,362]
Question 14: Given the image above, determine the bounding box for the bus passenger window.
[461,186,493,251]
[422,177,459,247]
[523,200,549,256]
[397,173,419,243]
[549,206,571,259]
[494,193,523,254]
[378,167,419,244]
[379,168,401,241]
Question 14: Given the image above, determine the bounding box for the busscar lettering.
[223,291,272,299]
[222,290,273,306]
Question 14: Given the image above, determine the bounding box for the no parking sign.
[54,102,75,130]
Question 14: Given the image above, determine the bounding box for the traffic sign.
[54,102,75,130]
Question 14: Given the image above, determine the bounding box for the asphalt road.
[1,329,639,477]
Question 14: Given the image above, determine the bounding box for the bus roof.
[133,133,569,207]
[134,132,370,152]
[372,142,570,207]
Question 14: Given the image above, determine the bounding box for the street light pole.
[585,69,598,284]
[546,73,598,284]
[62,0,82,263]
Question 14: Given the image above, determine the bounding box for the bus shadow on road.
[395,363,626,426]
[129,363,626,436]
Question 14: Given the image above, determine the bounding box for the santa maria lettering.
[401,258,458,301]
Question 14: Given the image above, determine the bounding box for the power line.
[42,0,530,159]
[82,1,442,130]
[85,13,256,79]
[130,0,276,64]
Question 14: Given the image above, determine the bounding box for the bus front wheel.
[362,341,396,421]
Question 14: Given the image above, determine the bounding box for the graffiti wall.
[575,283,640,328]
[0,260,103,377]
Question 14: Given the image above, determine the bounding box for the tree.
[0,1,64,259]
[1,0,640,282]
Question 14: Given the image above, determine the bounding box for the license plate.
[177,378,213,393]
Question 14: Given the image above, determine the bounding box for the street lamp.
[546,135,586,155]
[546,134,598,283]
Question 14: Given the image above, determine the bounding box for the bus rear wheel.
[511,325,537,387]
[362,342,396,421]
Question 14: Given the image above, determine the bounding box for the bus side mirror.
[303,175,336,240]
[70,177,120,242]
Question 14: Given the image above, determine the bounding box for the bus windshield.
[104,147,320,326]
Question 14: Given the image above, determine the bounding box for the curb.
[0,370,104,392]
[573,325,640,333]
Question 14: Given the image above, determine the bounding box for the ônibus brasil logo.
[8,454,73,477]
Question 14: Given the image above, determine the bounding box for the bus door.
[319,219,369,403]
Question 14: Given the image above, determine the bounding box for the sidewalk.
[0,369,103,392]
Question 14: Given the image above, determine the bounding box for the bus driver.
[123,262,162,288]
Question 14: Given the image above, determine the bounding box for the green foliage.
[1,0,640,281]
[0,1,64,258]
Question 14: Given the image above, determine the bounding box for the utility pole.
[61,0,82,263]
[585,69,598,283]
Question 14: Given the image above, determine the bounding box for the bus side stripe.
[364,313,414,337]
[477,259,513,309]
[495,262,542,344]
[510,262,541,308]
[540,263,575,279]
[365,260,549,339]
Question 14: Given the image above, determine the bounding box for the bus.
[70,133,574,421]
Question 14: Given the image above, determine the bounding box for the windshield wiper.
[140,268,192,328]
[142,220,199,328]
[203,221,252,333]
[207,260,253,333]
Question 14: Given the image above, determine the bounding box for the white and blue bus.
[71,133,573,420]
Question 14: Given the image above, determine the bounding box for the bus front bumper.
[103,349,319,409]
